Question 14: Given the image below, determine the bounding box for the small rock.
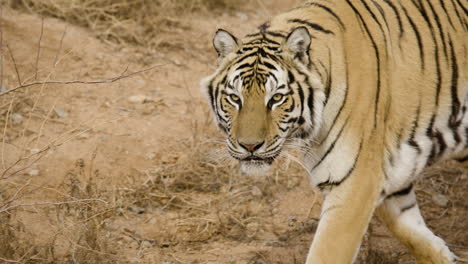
[54,108,68,118]
[128,205,145,214]
[161,261,172,264]
[145,152,156,160]
[432,193,449,207]
[128,95,149,104]
[251,186,263,197]
[30,148,41,154]
[77,133,90,140]
[140,240,152,249]
[28,169,40,176]
[11,113,24,124]
[236,12,248,21]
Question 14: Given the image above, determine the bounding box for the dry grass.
[7,0,251,50]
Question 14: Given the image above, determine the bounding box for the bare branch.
[0,198,108,214]
[0,63,170,97]
[53,25,67,67]
[0,257,21,263]
[6,44,22,86]
[35,17,44,80]
[1,95,14,170]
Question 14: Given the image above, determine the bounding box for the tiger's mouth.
[238,154,278,176]
[242,155,275,163]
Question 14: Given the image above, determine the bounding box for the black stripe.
[411,0,423,11]
[307,86,314,128]
[288,19,334,35]
[213,83,220,111]
[297,82,305,119]
[266,31,287,38]
[387,184,413,198]
[407,4,442,105]
[455,155,468,162]
[425,0,449,61]
[307,2,345,30]
[317,140,362,189]
[281,117,297,124]
[207,83,215,110]
[449,0,467,30]
[283,99,295,113]
[278,125,289,133]
[408,102,422,153]
[261,37,282,46]
[287,71,295,83]
[360,0,389,45]
[402,7,425,70]
[236,62,254,71]
[313,116,349,170]
[323,49,332,106]
[435,131,447,156]
[401,203,416,213]
[439,0,456,29]
[382,0,404,39]
[262,61,277,71]
[372,1,391,34]
[455,0,468,16]
[345,0,381,128]
[246,32,261,38]
[319,58,349,145]
[448,37,460,129]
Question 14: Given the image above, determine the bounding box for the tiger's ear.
[213,29,239,61]
[285,27,311,65]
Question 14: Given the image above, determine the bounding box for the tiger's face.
[202,27,325,175]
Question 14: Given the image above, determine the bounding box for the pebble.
[432,193,449,207]
[11,113,24,124]
[30,148,41,154]
[54,108,68,118]
[128,205,146,214]
[251,186,263,197]
[140,240,152,249]
[145,152,156,160]
[236,12,248,21]
[28,169,40,176]
[77,132,90,140]
[128,95,150,104]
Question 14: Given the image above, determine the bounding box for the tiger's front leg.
[376,186,456,264]
[305,156,383,264]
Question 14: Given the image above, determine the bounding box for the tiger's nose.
[238,141,265,152]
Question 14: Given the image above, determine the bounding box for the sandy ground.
[0,2,467,264]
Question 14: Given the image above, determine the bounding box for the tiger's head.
[201,26,325,175]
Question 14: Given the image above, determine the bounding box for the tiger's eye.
[230,94,240,102]
[272,94,283,102]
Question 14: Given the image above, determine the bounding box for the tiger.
[201,0,467,263]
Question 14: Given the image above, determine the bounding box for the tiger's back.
[202,0,467,263]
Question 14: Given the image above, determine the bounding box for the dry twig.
[0,63,169,97]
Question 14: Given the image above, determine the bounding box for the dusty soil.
[0,2,466,263]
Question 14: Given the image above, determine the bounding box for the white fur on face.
[240,160,272,176]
